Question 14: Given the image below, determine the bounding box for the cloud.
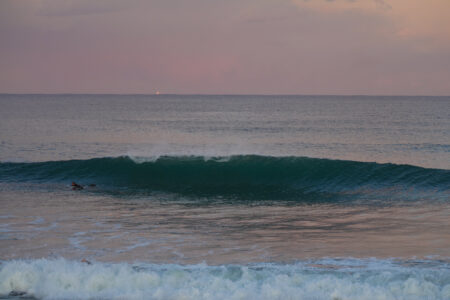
[374,0,392,11]
[37,0,132,17]
[292,0,383,13]
[389,0,450,47]
[291,0,450,48]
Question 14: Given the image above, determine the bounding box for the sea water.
[0,94,449,299]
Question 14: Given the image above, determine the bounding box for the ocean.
[0,94,449,299]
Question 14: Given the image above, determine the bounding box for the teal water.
[1,155,449,201]
[0,95,449,299]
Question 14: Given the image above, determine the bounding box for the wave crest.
[1,155,448,201]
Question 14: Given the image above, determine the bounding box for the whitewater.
[0,94,449,299]
[1,258,449,300]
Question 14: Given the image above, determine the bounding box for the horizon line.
[1,93,449,97]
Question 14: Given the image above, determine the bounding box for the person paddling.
[71,182,83,190]
[71,182,96,190]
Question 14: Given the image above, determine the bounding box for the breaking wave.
[0,155,448,201]
[0,258,449,300]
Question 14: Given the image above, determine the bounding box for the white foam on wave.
[125,143,270,164]
[0,258,449,300]
[128,154,234,164]
[29,217,45,225]
[127,155,161,163]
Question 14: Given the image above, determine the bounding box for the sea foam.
[0,258,449,300]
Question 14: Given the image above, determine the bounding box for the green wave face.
[1,155,449,201]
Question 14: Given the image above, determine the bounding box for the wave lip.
[0,155,449,201]
[0,258,449,300]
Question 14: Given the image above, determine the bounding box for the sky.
[0,0,449,95]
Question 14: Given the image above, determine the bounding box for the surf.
[0,155,448,201]
[0,258,449,300]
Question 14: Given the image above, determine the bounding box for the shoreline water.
[1,257,449,300]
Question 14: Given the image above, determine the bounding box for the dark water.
[0,94,449,299]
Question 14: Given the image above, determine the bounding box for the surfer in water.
[71,182,83,190]
[71,182,96,190]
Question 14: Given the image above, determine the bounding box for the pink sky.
[1,0,449,95]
